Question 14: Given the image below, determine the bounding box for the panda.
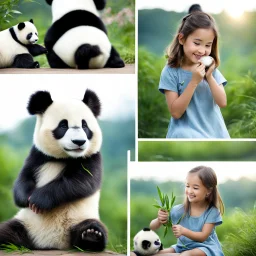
[133,228,163,256]
[0,19,47,68]
[0,89,108,252]
[44,0,125,69]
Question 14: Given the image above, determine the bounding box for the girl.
[158,11,230,138]
[150,166,224,256]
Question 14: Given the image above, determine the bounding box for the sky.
[129,161,256,183]
[137,0,256,18]
[0,75,136,132]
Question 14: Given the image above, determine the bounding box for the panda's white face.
[134,229,162,255]
[34,99,102,159]
[14,21,38,45]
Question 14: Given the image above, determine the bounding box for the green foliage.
[138,141,256,161]
[222,208,256,256]
[0,243,32,254]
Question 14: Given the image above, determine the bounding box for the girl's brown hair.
[184,166,225,215]
[166,12,220,68]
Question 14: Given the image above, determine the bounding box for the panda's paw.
[81,228,103,242]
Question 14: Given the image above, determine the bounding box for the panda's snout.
[154,241,160,246]
[72,139,86,146]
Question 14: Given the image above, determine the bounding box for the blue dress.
[170,204,224,256]
[159,65,230,138]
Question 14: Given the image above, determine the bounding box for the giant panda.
[133,228,163,256]
[0,19,47,68]
[44,0,125,69]
[0,89,108,251]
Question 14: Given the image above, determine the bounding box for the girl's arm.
[172,223,215,242]
[150,209,169,230]
[165,63,205,119]
[207,76,227,108]
[205,60,227,108]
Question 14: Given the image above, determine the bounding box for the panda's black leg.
[46,49,70,69]
[0,219,33,249]
[12,54,39,68]
[70,219,107,252]
[104,46,125,68]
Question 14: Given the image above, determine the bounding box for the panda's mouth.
[64,148,84,152]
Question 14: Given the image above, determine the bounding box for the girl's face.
[185,173,210,205]
[179,28,215,66]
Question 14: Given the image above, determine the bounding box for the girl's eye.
[206,45,211,48]
[194,42,200,45]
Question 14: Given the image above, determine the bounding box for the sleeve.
[213,68,227,86]
[159,65,179,94]
[205,207,222,226]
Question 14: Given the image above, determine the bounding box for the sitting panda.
[44,0,125,69]
[0,89,107,251]
[133,228,163,256]
[0,19,47,68]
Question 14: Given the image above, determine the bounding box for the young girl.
[158,11,230,138]
[150,166,224,256]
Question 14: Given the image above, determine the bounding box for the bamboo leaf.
[163,226,168,237]
[157,186,164,205]
[176,214,184,224]
[152,204,161,209]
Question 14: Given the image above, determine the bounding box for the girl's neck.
[189,201,209,217]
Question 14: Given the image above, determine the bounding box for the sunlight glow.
[225,7,244,19]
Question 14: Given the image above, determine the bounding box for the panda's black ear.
[143,228,151,232]
[82,89,101,117]
[29,19,34,24]
[93,0,106,10]
[27,91,53,115]
[18,22,25,30]
[45,0,53,5]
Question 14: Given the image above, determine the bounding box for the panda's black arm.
[28,153,102,210]
[26,44,48,57]
[13,146,50,208]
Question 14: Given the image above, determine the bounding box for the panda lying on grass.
[0,89,107,251]
[0,19,47,68]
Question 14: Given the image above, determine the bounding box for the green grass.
[222,208,256,256]
[0,243,32,254]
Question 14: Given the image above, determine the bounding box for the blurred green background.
[138,8,256,138]
[0,87,135,254]
[0,0,135,67]
[131,141,256,256]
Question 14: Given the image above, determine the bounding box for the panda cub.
[0,89,107,251]
[44,0,125,69]
[0,19,47,68]
[133,228,163,256]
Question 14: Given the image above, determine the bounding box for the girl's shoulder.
[171,204,185,214]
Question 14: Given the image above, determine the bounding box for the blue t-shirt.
[159,65,230,138]
[170,204,224,256]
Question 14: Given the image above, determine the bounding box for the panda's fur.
[133,228,163,256]
[0,19,47,68]
[44,0,125,69]
[0,89,107,251]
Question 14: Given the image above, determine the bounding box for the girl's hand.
[205,58,216,80]
[172,224,184,238]
[191,63,206,85]
[157,209,169,224]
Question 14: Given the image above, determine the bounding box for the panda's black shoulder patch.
[27,91,53,115]
[82,89,101,117]
[143,228,151,232]
[44,10,107,51]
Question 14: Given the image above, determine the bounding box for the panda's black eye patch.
[26,33,32,40]
[52,119,69,139]
[82,119,93,140]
